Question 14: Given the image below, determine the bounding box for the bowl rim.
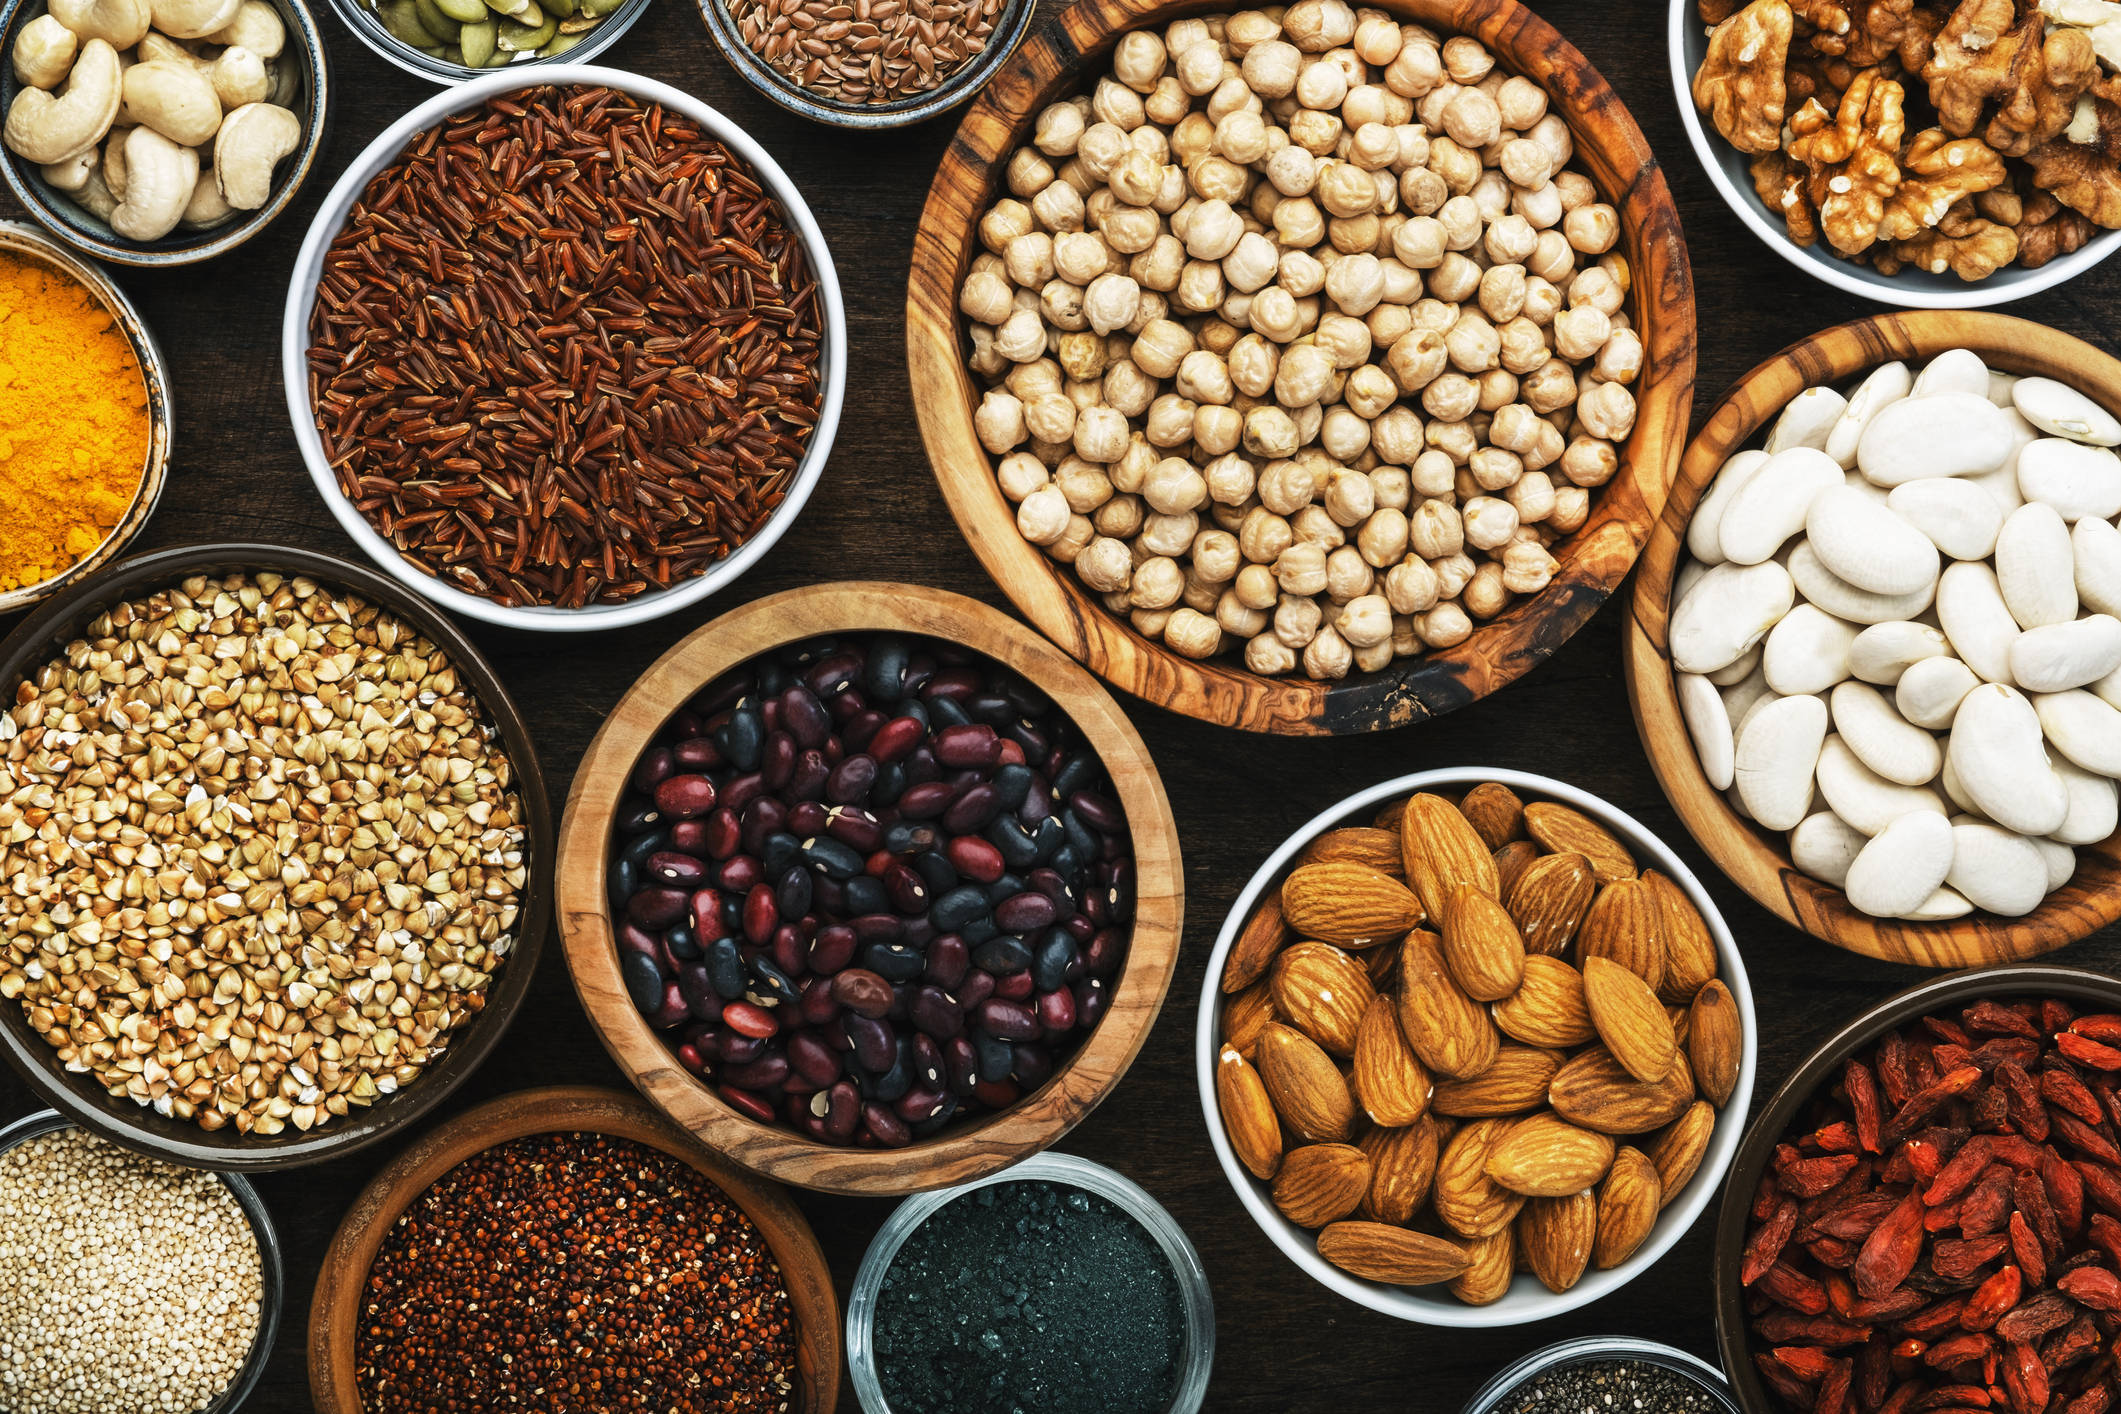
[1193,766,1759,1326]
[0,541,554,1170]
[1710,963,2121,1414]
[692,0,1040,129]
[304,1084,841,1414]
[0,0,334,267]
[276,63,847,632]
[1621,310,2121,967]
[318,0,653,86]
[1663,0,2121,308]
[906,0,1698,735]
[554,580,1186,1196]
[1459,1335,1740,1414]
[0,221,173,612]
[0,1108,286,1414]
[841,1151,1216,1414]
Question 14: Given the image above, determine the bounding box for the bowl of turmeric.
[0,221,172,614]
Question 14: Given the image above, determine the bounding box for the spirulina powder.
[871,1180,1184,1414]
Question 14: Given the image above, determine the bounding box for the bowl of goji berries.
[1715,965,2121,1414]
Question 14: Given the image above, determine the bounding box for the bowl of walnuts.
[907,0,1696,734]
[1672,0,2121,305]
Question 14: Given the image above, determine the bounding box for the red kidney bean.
[723,1001,780,1039]
[958,969,997,1012]
[787,800,828,838]
[825,806,883,852]
[810,924,857,974]
[718,855,763,894]
[972,1078,1019,1110]
[782,686,831,748]
[798,975,841,1026]
[704,807,742,861]
[741,886,778,948]
[895,1085,950,1124]
[673,737,721,771]
[669,819,712,858]
[910,985,962,1040]
[1068,789,1123,834]
[627,887,689,930]
[1075,976,1108,1028]
[647,983,690,1029]
[934,723,1002,769]
[897,781,955,820]
[740,797,786,857]
[675,1042,709,1077]
[760,698,783,734]
[647,853,706,887]
[788,750,830,801]
[805,653,863,697]
[654,774,718,819]
[870,716,925,763]
[995,892,1056,933]
[719,1032,768,1064]
[944,1036,980,1094]
[822,1079,861,1138]
[1012,1044,1054,1089]
[925,935,970,990]
[979,999,1038,1041]
[994,970,1036,1002]
[686,887,725,938]
[945,834,1005,883]
[923,668,981,702]
[831,969,894,1019]
[1085,927,1124,976]
[720,1085,777,1123]
[722,1052,789,1091]
[884,863,929,914]
[862,1101,913,1148]
[846,1015,896,1073]
[634,746,676,794]
[943,783,1001,834]
[844,711,886,755]
[762,731,797,790]
[787,1030,843,1087]
[1036,987,1077,1032]
[827,754,877,804]
[719,773,767,817]
[771,923,806,979]
[909,1032,944,1088]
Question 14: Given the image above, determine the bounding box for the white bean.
[1848,621,1954,686]
[1825,361,1912,470]
[1670,559,1794,675]
[1909,349,1990,399]
[1896,655,1980,730]
[1995,501,2078,629]
[1844,811,1955,918]
[1856,393,2016,486]
[1814,735,1945,836]
[2009,615,2121,694]
[1788,542,1937,625]
[2074,516,2121,617]
[1944,821,2047,917]
[1934,560,2021,685]
[1804,486,1939,596]
[1678,672,1735,791]
[1789,811,1867,888]
[1734,693,1829,831]
[1764,386,1848,456]
[2034,688,2121,777]
[2051,757,2120,847]
[2013,376,2121,446]
[1764,603,1860,697]
[1948,682,2070,836]
[2015,439,2121,522]
[1885,478,2003,561]
[1684,448,1769,568]
[1829,680,1942,785]
[1718,447,1842,564]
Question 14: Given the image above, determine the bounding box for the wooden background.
[5,1,2121,1409]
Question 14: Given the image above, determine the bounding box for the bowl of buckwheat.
[907,0,1697,734]
[1672,0,2121,305]
[0,543,553,1171]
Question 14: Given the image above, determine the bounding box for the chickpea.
[1416,253,1471,305]
[1512,179,1564,232]
[1240,506,1296,563]
[1288,107,1344,156]
[1244,404,1302,459]
[968,323,1005,377]
[959,270,1015,326]
[1429,195,1479,253]
[1211,589,1266,637]
[1523,417,1566,473]
[1558,435,1617,487]
[1416,599,1472,648]
[1329,210,1384,257]
[1427,416,1478,464]
[1077,535,1136,591]
[1244,632,1297,673]
[1020,391,1074,446]
[1391,215,1447,270]
[1291,505,1346,554]
[1016,485,1073,546]
[1552,305,1610,362]
[1273,541,1330,595]
[1271,342,1334,407]
[1091,491,1143,539]
[1006,357,1063,403]
[1432,550,1476,599]
[1226,9,1278,52]
[1140,509,1201,557]
[1593,328,1643,386]
[1412,449,1457,498]
[1474,213,1532,268]
[1001,233,1055,290]
[1313,404,1362,461]
[1472,369,1515,412]
[1230,564,1279,614]
[1213,233,1273,296]
[1493,138,1550,193]
[1295,55,1348,110]
[1407,498,1465,568]
[1008,147,1057,200]
[1124,555,1181,610]
[1284,0,1355,50]
[1271,192,1326,248]
[1383,553,1441,613]
[1577,381,1636,442]
[1367,301,1414,347]
[1328,364,1392,423]
[1179,527,1238,585]
[1038,280,1086,333]
[1276,250,1326,298]
[1217,334,1274,400]
[1329,592,1389,648]
[1441,86,1501,148]
[1386,326,1448,393]
[1120,319,1187,379]
[1303,623,1354,678]
[1495,468,1552,524]
[1141,393,1195,447]
[1518,276,1560,330]
[1497,540,1556,595]
[1443,312,1501,374]
[1528,113,1573,176]
[1416,82,1461,130]
[1312,161,1375,220]
[1350,505,1406,568]
[1273,593,1323,649]
[1208,74,1263,124]
[1344,121,1398,173]
[1384,39,1444,99]
[1545,171,1594,217]
[1599,251,1631,297]
[1567,265,1625,318]
[1460,561,1506,619]
[1242,38,1302,96]
[1358,407,1414,468]
[1128,234,1185,293]
[975,389,1029,452]
[1549,484,1589,533]
[1172,258,1224,313]
[1320,251,1389,317]
[1400,164,1449,215]
[1140,457,1206,516]
[1416,369,1475,422]
[1176,42,1227,97]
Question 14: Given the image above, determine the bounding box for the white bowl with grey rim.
[1668,0,2121,306]
[278,65,845,634]
[1195,767,1759,1327]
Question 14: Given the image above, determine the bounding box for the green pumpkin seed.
[458,15,497,63]
[496,6,554,50]
[433,0,489,21]
[377,0,431,45]
[579,0,626,18]
[412,0,461,42]
[556,13,597,30]
[539,28,582,51]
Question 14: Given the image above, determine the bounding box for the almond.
[1441,883,1527,1002]
[1216,1044,1283,1181]
[1494,840,1539,899]
[1433,1117,1528,1238]
[1583,956,1678,1084]
[1400,793,1500,922]
[1592,1146,1662,1270]
[1574,876,1667,997]
[1394,930,1500,1080]
[1459,782,1527,850]
[1272,1142,1372,1227]
[1646,1100,1716,1209]
[1373,796,1409,833]
[1357,1116,1439,1224]
[1271,942,1376,1058]
[1280,862,1424,948]
[1484,1112,1617,1197]
[1257,1022,1357,1144]
[1518,1189,1596,1293]
[1667,1003,1690,1050]
[1351,994,1431,1126]
[1506,851,1597,959]
[1524,801,1637,885]
[1297,826,1407,877]
[1687,978,1743,1109]
[1316,1222,1471,1286]
[1221,978,1278,1061]
[1446,1227,1515,1305]
[1431,1045,1562,1117]
[1491,955,1597,1049]
[1645,870,1718,1005]
[1224,892,1290,994]
[1549,1046,1696,1135]
[1364,938,1402,990]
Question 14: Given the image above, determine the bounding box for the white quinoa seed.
[0,1128,262,1413]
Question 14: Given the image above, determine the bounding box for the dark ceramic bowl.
[0,0,332,266]
[1713,965,2121,1414]
[0,543,552,1170]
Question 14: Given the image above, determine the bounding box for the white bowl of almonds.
[1195,768,1756,1326]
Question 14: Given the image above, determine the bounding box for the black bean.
[762,832,803,879]
[972,936,1031,975]
[843,875,888,917]
[871,760,907,807]
[620,828,671,870]
[665,926,701,960]
[926,693,971,729]
[747,954,801,1007]
[931,885,990,931]
[716,706,765,772]
[1033,934,1078,992]
[972,1028,1014,1085]
[958,915,998,947]
[615,799,663,836]
[992,763,1034,811]
[782,635,838,666]
[608,856,639,910]
[864,942,925,983]
[775,866,813,921]
[800,835,865,880]
[966,693,1014,725]
[707,936,748,1000]
[984,873,1027,907]
[912,851,958,896]
[623,951,664,1013]
[755,661,790,696]
[985,815,1040,868]
[865,633,911,701]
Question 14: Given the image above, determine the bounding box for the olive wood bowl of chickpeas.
[907,0,1696,734]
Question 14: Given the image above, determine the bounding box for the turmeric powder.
[0,250,152,595]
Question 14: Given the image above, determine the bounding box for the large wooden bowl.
[906,0,1696,733]
[556,582,1184,1195]
[307,1086,839,1414]
[1623,312,2121,968]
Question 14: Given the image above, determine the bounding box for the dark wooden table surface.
[7,1,2121,1409]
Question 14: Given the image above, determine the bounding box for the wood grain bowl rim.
[555,581,1184,1196]
[1193,766,1758,1326]
[906,0,1698,735]
[1622,311,2121,968]
[0,542,554,1170]
[304,1085,841,1414]
[1711,965,2121,1414]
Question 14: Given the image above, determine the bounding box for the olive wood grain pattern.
[1624,312,2121,968]
[906,0,1696,733]
[307,1086,839,1414]
[555,582,1183,1195]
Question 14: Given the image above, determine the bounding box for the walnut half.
[1694,0,1796,154]
[1788,69,1909,252]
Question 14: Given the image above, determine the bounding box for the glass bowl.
[845,1152,1214,1414]
[1463,1336,1739,1414]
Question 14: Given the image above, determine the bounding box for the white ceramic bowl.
[279,65,845,633]
[1194,767,1759,1327]
[1667,0,2121,307]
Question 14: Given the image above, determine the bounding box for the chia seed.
[871,1180,1184,1414]
[1501,1359,1728,1414]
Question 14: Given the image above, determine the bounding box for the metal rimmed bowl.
[0,0,331,266]
[0,222,171,612]
[844,1151,1215,1414]
[1667,0,2121,308]
[0,542,553,1171]
[279,65,845,634]
[1196,767,1759,1326]
[322,0,650,83]
[0,1108,285,1414]
[1462,1336,1740,1414]
[695,0,1036,129]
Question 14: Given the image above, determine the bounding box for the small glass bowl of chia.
[845,1152,1214,1414]
[1465,1337,1741,1414]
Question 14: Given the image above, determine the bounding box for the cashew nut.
[149,0,245,40]
[208,46,269,108]
[101,122,132,199]
[178,165,236,228]
[40,146,96,191]
[108,122,195,240]
[135,28,208,66]
[121,59,221,146]
[47,0,152,48]
[2,37,122,165]
[72,163,117,220]
[212,100,298,209]
[12,15,79,89]
[203,0,283,55]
